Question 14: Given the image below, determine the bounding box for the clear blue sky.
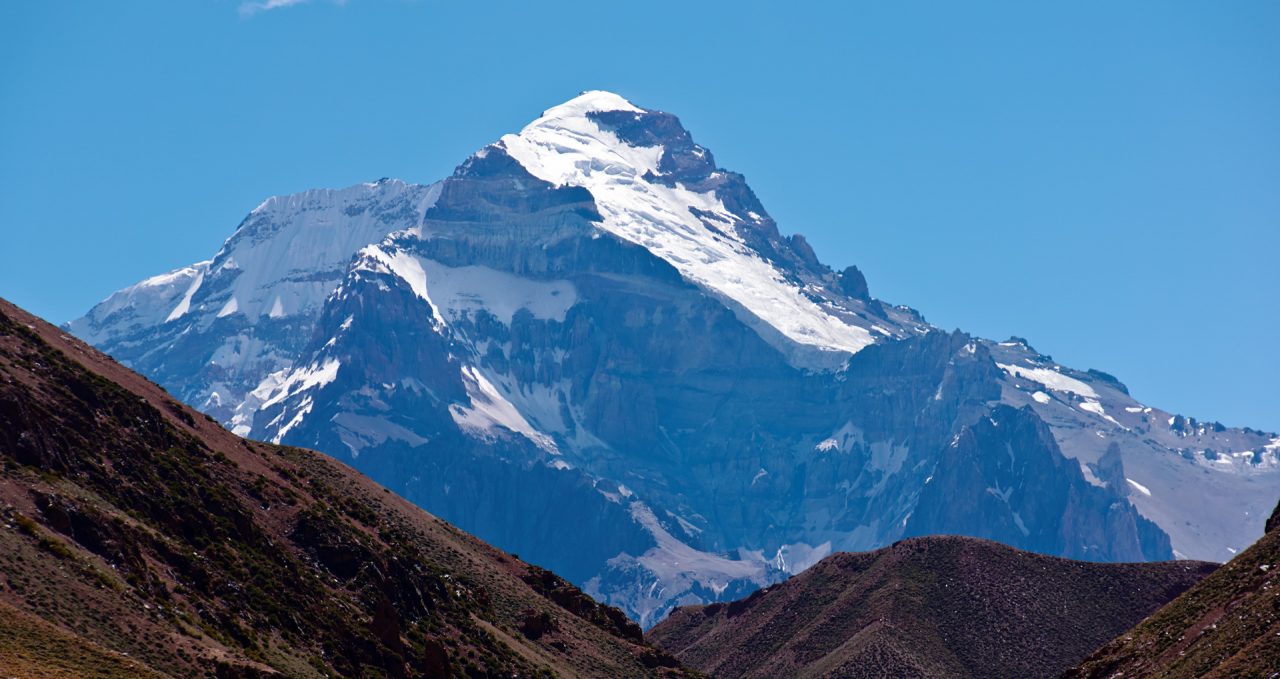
[2,1,1277,430]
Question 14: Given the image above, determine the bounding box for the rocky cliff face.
[68,91,1280,626]
[905,405,1171,561]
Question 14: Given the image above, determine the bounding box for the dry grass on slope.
[650,536,1214,679]
[1067,502,1280,679]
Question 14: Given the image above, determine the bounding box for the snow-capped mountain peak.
[66,90,1280,627]
[500,91,878,362]
[500,90,658,187]
[520,89,645,132]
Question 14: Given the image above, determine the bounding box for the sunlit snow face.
[499,92,875,359]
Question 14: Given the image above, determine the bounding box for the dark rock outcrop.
[1093,443,1129,497]
[839,264,871,300]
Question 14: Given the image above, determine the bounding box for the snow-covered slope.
[200,179,442,323]
[67,261,211,346]
[68,178,441,423]
[68,91,1280,626]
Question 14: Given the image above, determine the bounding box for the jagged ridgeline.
[0,298,689,677]
[68,91,1280,626]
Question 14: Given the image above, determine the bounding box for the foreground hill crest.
[67,90,1280,625]
[648,535,1216,679]
[1067,499,1280,678]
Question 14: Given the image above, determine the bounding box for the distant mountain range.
[67,91,1280,626]
[648,535,1216,678]
[0,297,687,677]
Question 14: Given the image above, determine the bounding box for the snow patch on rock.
[998,363,1099,399]
[619,501,773,628]
[450,365,558,452]
[1126,478,1152,497]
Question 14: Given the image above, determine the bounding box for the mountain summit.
[496,90,904,362]
[68,91,1280,625]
